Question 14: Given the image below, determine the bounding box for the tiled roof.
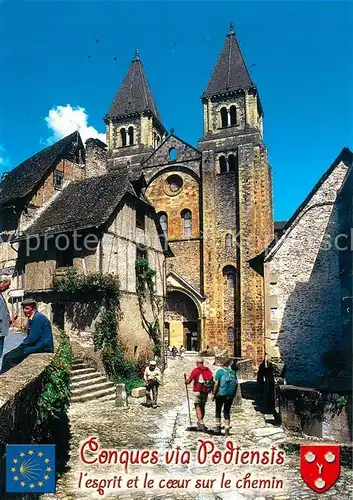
[203,26,254,98]
[106,52,163,123]
[24,170,135,236]
[0,132,84,206]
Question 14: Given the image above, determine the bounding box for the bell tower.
[198,24,273,363]
[104,50,166,168]
[202,24,263,139]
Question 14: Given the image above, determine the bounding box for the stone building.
[0,132,167,358]
[0,25,274,365]
[251,148,353,389]
[102,26,273,362]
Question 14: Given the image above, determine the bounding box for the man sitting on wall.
[0,274,17,360]
[0,299,54,374]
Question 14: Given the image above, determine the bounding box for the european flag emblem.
[6,444,56,493]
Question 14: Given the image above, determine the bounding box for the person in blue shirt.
[211,358,238,436]
[0,274,15,359]
[0,298,54,374]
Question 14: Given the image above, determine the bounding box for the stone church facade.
[0,26,275,365]
[103,26,274,363]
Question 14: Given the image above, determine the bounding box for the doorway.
[165,290,201,351]
[52,303,65,330]
[184,321,199,351]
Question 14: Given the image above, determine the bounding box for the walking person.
[172,345,178,359]
[185,357,213,431]
[179,345,185,359]
[144,360,161,409]
[257,353,276,414]
[212,358,238,436]
[0,274,17,361]
[0,299,54,374]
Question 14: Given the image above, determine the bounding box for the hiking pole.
[184,374,192,426]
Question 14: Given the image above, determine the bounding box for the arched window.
[169,147,177,161]
[230,105,237,126]
[120,128,127,147]
[181,209,192,237]
[156,135,161,147]
[228,154,237,172]
[220,107,228,128]
[153,131,157,148]
[227,327,235,343]
[159,212,168,235]
[225,233,233,248]
[128,126,134,146]
[219,155,227,174]
[223,265,236,288]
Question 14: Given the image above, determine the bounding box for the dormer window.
[54,171,64,189]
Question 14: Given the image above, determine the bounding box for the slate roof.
[249,147,353,271]
[274,221,287,231]
[0,131,84,206]
[24,171,136,236]
[203,26,254,98]
[105,52,163,124]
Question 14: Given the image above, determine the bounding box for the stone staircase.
[70,359,116,403]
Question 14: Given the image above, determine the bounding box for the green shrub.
[122,377,146,394]
[135,257,162,357]
[53,268,149,386]
[36,329,73,426]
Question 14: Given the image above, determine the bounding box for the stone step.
[71,381,115,397]
[71,386,116,403]
[71,367,96,376]
[71,362,87,370]
[72,358,84,364]
[71,375,107,389]
[71,371,103,383]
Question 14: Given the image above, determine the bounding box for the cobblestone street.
[46,356,352,500]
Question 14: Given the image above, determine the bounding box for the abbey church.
[0,25,350,375]
[103,24,273,363]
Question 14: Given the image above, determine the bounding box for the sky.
[0,0,352,220]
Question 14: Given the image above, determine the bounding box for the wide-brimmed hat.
[196,357,204,364]
[149,360,157,365]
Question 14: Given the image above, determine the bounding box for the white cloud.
[0,145,11,172]
[44,105,106,145]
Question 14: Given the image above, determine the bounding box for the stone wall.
[264,160,350,387]
[198,123,273,358]
[280,385,352,441]
[85,138,107,178]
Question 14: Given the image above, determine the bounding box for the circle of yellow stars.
[11,449,52,489]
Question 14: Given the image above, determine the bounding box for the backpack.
[218,367,238,397]
[198,367,214,393]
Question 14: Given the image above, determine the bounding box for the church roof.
[249,147,353,272]
[203,25,254,98]
[0,131,84,206]
[24,171,135,236]
[105,51,163,123]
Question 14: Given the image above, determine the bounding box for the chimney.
[85,138,107,178]
[1,172,8,181]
